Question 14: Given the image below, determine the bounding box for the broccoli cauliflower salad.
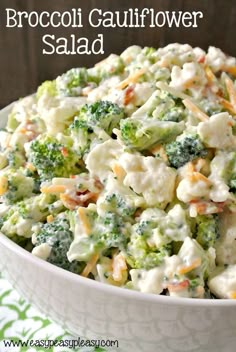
[1,43,236,299]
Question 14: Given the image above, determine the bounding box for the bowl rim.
[1,233,236,307]
[1,101,236,308]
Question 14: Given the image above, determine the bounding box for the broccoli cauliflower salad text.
[1,43,236,299]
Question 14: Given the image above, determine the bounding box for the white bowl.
[0,102,236,352]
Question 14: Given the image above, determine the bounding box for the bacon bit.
[217,96,236,115]
[81,253,99,278]
[112,163,126,181]
[77,207,91,235]
[123,86,135,105]
[149,144,168,162]
[116,69,146,90]
[229,291,236,299]
[177,258,202,275]
[60,193,79,210]
[47,215,54,223]
[183,99,209,122]
[41,185,66,194]
[0,176,8,196]
[198,56,205,64]
[188,172,212,186]
[60,147,68,157]
[194,202,207,214]
[94,178,103,191]
[77,191,99,204]
[70,175,76,179]
[189,200,225,215]
[26,162,36,172]
[225,76,236,107]
[167,280,189,292]
[134,208,142,218]
[112,253,127,282]
[61,190,99,210]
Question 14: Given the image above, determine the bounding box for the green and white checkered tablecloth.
[0,274,105,352]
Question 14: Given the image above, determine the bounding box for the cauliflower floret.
[156,43,205,68]
[120,45,142,63]
[198,112,235,149]
[206,46,236,72]
[85,139,124,182]
[97,174,144,218]
[9,96,37,126]
[119,153,176,207]
[177,178,210,203]
[130,267,164,294]
[215,209,236,265]
[208,151,232,202]
[96,256,127,286]
[170,62,207,91]
[32,243,52,260]
[0,131,12,150]
[208,265,236,298]
[87,76,121,103]
[37,94,86,134]
[178,237,214,278]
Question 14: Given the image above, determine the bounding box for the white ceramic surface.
[1,102,236,352]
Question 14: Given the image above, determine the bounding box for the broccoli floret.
[150,91,186,122]
[37,68,93,99]
[37,80,57,99]
[165,134,208,169]
[68,210,129,262]
[120,90,186,136]
[97,176,143,221]
[34,215,83,273]
[79,101,125,134]
[0,194,63,238]
[98,212,129,251]
[219,152,236,193]
[56,68,89,97]
[195,214,219,249]
[160,106,186,122]
[104,194,136,218]
[28,135,80,180]
[126,233,171,270]
[126,206,191,269]
[69,117,95,156]
[126,214,170,270]
[199,99,223,116]
[141,47,157,64]
[0,169,34,204]
[89,54,125,81]
[69,101,125,155]
[7,149,26,168]
[120,118,184,150]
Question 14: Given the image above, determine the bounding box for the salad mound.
[1,43,236,299]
